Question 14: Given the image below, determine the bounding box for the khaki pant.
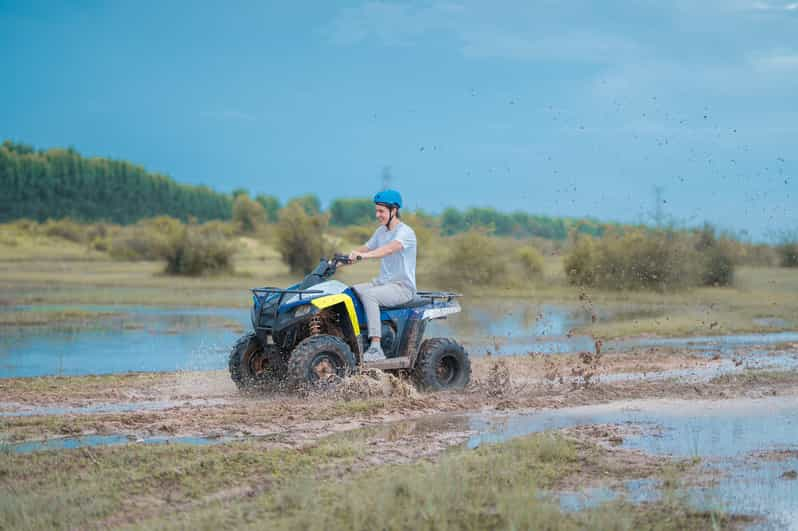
[353,281,414,338]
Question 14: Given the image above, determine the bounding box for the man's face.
[375,204,392,224]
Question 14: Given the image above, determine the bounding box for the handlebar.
[331,253,362,266]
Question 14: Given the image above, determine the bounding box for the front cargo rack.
[251,287,324,322]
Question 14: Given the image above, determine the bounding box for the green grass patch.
[131,432,729,531]
[0,429,737,530]
[709,369,798,386]
[0,438,362,530]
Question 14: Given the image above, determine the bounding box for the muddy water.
[0,306,248,377]
[466,397,798,529]
[8,434,227,454]
[2,301,797,378]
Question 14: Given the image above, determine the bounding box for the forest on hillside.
[0,140,608,240]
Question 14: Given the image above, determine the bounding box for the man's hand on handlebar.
[347,250,367,263]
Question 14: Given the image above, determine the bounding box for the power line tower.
[381,166,393,190]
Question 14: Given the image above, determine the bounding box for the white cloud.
[327,2,462,46]
[750,51,798,70]
[328,1,639,64]
[460,28,639,63]
[748,0,798,10]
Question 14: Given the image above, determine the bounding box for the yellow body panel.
[310,294,361,336]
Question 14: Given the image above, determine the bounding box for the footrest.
[363,356,412,370]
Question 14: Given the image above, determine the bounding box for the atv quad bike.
[229,254,470,391]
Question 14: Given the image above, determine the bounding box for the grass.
[1,230,796,338]
[0,308,123,327]
[0,438,361,530]
[0,372,171,401]
[0,431,732,530]
[709,369,798,385]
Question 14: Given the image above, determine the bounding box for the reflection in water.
[0,306,248,378]
[464,396,798,528]
[1,301,797,378]
[8,434,226,454]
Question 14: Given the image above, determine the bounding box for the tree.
[329,198,373,226]
[286,194,321,216]
[255,194,281,223]
[275,203,330,274]
[232,195,266,233]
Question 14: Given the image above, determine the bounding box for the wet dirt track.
[2,343,797,449]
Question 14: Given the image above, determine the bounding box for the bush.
[563,227,740,291]
[42,218,84,242]
[434,230,507,289]
[700,239,736,286]
[342,225,374,246]
[564,230,700,291]
[276,203,331,274]
[401,212,436,261]
[778,242,798,268]
[110,216,184,261]
[161,222,235,276]
[109,216,234,274]
[515,245,544,282]
[563,237,597,287]
[232,195,265,234]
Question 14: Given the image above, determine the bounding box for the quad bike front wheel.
[413,338,471,391]
[286,334,356,388]
[229,332,286,389]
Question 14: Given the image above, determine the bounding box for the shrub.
[700,239,736,286]
[42,218,84,242]
[564,230,700,291]
[161,222,235,276]
[514,245,544,282]
[342,225,374,246]
[276,203,331,274]
[434,230,507,289]
[232,195,265,234]
[778,242,798,268]
[563,237,596,287]
[401,212,436,261]
[110,216,184,261]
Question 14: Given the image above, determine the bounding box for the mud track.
[3,344,798,454]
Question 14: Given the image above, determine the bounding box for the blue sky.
[1,0,796,240]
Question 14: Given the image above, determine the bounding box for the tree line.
[0,141,231,224]
[1,140,611,240]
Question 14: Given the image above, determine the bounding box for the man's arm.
[351,240,403,260]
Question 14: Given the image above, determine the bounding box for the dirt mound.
[334,368,419,400]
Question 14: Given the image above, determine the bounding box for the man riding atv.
[348,189,417,362]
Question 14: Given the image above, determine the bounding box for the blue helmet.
[374,189,403,209]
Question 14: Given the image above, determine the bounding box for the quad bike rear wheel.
[413,338,471,391]
[286,334,356,388]
[229,332,286,389]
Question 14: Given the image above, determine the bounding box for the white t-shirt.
[366,222,417,292]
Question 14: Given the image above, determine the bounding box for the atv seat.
[381,296,429,310]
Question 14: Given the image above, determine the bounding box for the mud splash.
[329,368,419,400]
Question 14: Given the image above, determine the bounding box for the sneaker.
[363,343,386,362]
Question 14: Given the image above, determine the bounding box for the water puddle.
[6,434,228,454]
[2,301,796,378]
[600,349,798,385]
[462,396,798,528]
[0,305,248,377]
[0,398,228,417]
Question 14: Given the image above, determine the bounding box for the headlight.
[294,305,313,318]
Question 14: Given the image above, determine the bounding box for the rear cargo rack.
[416,291,462,303]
